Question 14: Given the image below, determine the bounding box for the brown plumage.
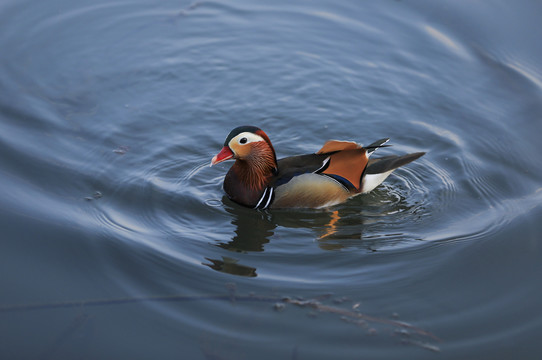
[211,125,425,209]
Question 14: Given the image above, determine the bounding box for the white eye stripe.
[229,132,265,146]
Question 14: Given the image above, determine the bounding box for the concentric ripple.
[2,0,542,358]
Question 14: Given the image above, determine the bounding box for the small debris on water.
[84,191,102,201]
[341,316,367,327]
[409,341,441,353]
[352,302,361,310]
[333,296,351,304]
[395,328,410,337]
[113,146,130,155]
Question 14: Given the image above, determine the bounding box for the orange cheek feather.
[229,142,255,159]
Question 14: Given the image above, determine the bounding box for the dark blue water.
[1,0,542,359]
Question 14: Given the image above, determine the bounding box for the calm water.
[1,0,542,359]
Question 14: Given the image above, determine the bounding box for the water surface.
[1,0,542,359]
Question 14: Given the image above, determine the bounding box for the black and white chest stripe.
[254,186,275,209]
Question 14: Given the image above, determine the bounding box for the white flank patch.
[362,170,394,193]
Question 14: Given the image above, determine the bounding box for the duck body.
[211,125,425,209]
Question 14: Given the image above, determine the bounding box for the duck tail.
[365,138,391,156]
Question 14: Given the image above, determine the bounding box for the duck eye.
[239,137,248,144]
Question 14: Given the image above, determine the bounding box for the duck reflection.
[202,256,257,277]
[218,196,368,252]
[204,192,417,277]
[218,198,276,252]
[201,198,275,277]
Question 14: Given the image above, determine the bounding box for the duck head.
[211,126,278,196]
[211,125,277,170]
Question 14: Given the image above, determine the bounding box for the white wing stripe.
[313,156,330,173]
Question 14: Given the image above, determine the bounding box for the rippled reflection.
[211,180,425,258]
[2,0,542,358]
[202,256,257,277]
[218,199,275,252]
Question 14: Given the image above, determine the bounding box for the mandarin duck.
[211,125,425,209]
